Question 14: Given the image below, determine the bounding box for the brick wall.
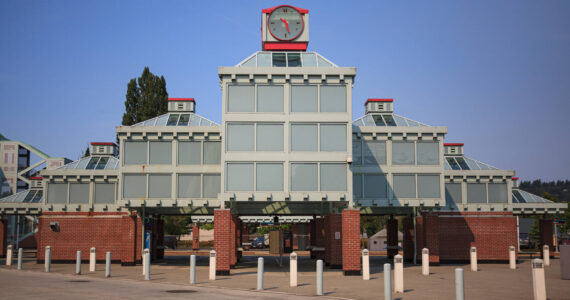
[539,219,554,258]
[292,224,299,251]
[214,209,231,275]
[402,217,414,261]
[424,215,440,264]
[325,214,342,268]
[0,218,6,258]
[342,209,360,275]
[36,212,141,265]
[192,225,200,250]
[387,219,398,258]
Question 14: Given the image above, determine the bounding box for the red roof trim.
[30,176,43,180]
[90,142,116,146]
[444,143,464,146]
[364,98,393,105]
[263,42,308,51]
[168,98,195,102]
[262,5,308,14]
[512,177,519,180]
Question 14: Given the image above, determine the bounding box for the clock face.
[268,6,304,41]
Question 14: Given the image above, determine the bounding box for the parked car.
[519,233,531,249]
[164,235,178,249]
[252,236,265,249]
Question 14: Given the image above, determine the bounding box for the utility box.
[561,245,570,280]
[269,230,281,254]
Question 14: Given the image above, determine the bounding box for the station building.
[0,5,566,274]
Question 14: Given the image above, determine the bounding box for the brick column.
[324,215,331,265]
[415,216,425,261]
[387,218,398,259]
[0,218,6,258]
[402,217,414,262]
[424,215,440,265]
[292,224,299,251]
[342,209,360,275]
[230,215,238,267]
[325,214,342,268]
[192,225,200,250]
[214,209,231,275]
[539,219,554,258]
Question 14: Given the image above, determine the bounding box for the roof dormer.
[168,98,195,113]
[365,99,393,114]
[444,143,464,156]
[90,142,118,156]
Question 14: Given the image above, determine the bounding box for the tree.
[163,216,190,241]
[83,146,90,158]
[122,67,168,126]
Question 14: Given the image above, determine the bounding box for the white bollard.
[394,254,404,293]
[384,263,392,300]
[290,252,298,287]
[209,250,216,280]
[316,259,324,296]
[89,247,96,272]
[45,246,51,272]
[144,251,150,281]
[422,248,429,276]
[531,259,546,300]
[257,257,264,291]
[190,255,196,284]
[542,245,550,267]
[76,251,82,275]
[17,248,23,270]
[6,245,12,266]
[362,249,370,280]
[470,247,477,272]
[105,252,111,278]
[455,268,465,300]
[142,248,149,275]
[509,246,516,270]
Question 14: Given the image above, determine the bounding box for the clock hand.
[280,17,290,33]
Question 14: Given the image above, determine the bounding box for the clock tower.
[261,5,309,51]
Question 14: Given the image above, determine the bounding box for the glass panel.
[320,124,346,151]
[383,115,397,126]
[178,174,201,198]
[393,174,416,199]
[149,141,172,165]
[320,164,346,191]
[23,190,36,203]
[178,141,201,165]
[241,55,256,67]
[256,124,283,151]
[123,174,146,198]
[363,141,387,165]
[352,141,362,165]
[320,85,346,112]
[301,53,317,67]
[32,190,43,203]
[257,85,284,112]
[227,124,254,151]
[353,175,363,198]
[94,183,115,204]
[290,163,317,191]
[69,183,90,204]
[417,142,439,165]
[95,157,109,170]
[203,141,221,164]
[227,163,254,191]
[363,174,388,198]
[393,115,409,126]
[167,114,179,126]
[467,183,486,203]
[417,175,440,198]
[373,115,385,126]
[86,157,100,170]
[291,124,317,151]
[455,157,470,170]
[445,183,462,205]
[257,53,271,67]
[124,141,147,165]
[272,53,286,67]
[189,115,201,126]
[317,55,332,67]
[446,158,460,170]
[203,174,221,198]
[228,85,254,112]
[463,157,481,170]
[488,183,507,203]
[178,114,190,126]
[155,114,168,126]
[287,53,301,67]
[291,85,317,112]
[148,174,171,198]
[392,142,415,165]
[256,163,283,191]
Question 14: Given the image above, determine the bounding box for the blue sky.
[1,1,569,181]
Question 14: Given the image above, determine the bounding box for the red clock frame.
[266,5,306,42]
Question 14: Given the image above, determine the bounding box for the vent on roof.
[444,143,464,156]
[90,143,118,157]
[168,98,195,113]
[365,99,393,114]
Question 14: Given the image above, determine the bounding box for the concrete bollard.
[290,252,298,287]
[384,263,392,300]
[209,250,216,280]
[455,268,464,300]
[105,252,111,278]
[190,255,196,284]
[316,259,324,296]
[543,245,550,267]
[45,246,51,272]
[76,251,82,275]
[89,247,96,272]
[470,247,477,272]
[422,248,429,275]
[532,259,546,300]
[509,246,516,270]
[6,245,12,266]
[17,248,23,270]
[257,257,264,291]
[394,254,404,293]
[362,249,370,280]
[144,251,150,281]
[142,248,149,275]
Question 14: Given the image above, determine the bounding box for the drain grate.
[68,280,90,283]
[165,290,196,294]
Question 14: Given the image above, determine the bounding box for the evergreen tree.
[83,146,90,158]
[122,67,168,125]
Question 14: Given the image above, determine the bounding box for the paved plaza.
[1,252,569,299]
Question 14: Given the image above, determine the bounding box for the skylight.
[236,51,337,67]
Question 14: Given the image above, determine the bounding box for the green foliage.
[199,223,214,230]
[361,216,389,237]
[83,146,90,158]
[163,216,190,239]
[121,67,168,126]
[520,180,570,234]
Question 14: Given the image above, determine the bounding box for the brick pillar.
[415,216,425,262]
[324,214,342,268]
[402,217,414,262]
[241,223,249,249]
[214,209,231,275]
[121,213,141,266]
[342,209,360,275]
[292,224,299,251]
[539,219,554,258]
[324,215,331,265]
[387,218,398,259]
[424,215,440,265]
[0,218,6,258]
[230,215,238,267]
[192,225,200,250]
